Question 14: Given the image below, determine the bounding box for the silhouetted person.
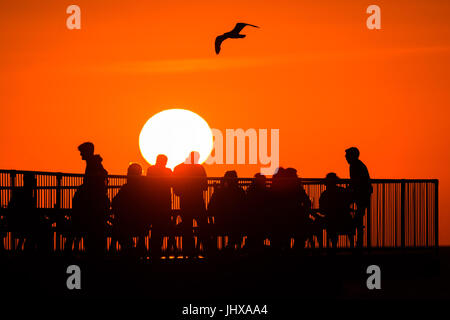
[270,167,312,252]
[8,174,36,251]
[268,167,286,251]
[146,154,173,256]
[287,168,314,249]
[173,151,209,256]
[71,142,109,257]
[244,173,271,253]
[318,173,354,249]
[7,174,51,252]
[345,147,373,248]
[208,170,246,252]
[112,163,149,257]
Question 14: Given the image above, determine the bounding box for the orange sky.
[1,0,449,244]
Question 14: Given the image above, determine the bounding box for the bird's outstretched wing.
[215,34,227,54]
[231,22,260,34]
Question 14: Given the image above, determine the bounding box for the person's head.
[78,142,94,160]
[273,167,285,179]
[155,154,168,167]
[184,151,200,165]
[223,170,238,188]
[286,167,298,178]
[127,163,143,177]
[254,173,266,188]
[325,172,339,189]
[272,167,285,190]
[345,147,360,164]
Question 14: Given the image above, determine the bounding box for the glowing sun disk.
[139,109,213,169]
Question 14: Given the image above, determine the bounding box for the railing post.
[400,180,406,248]
[55,173,62,209]
[434,180,439,248]
[9,171,16,251]
[55,173,62,252]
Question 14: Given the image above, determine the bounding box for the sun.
[139,109,214,169]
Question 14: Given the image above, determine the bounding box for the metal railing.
[0,169,439,251]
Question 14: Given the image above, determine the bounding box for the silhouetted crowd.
[0,142,373,258]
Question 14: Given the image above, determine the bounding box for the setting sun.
[139,109,214,169]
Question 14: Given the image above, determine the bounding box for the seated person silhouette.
[208,170,246,252]
[172,151,209,257]
[70,142,109,256]
[318,173,354,248]
[269,167,312,252]
[345,147,373,248]
[245,173,271,252]
[268,167,286,251]
[286,168,313,249]
[146,154,173,256]
[112,163,150,257]
[7,173,50,252]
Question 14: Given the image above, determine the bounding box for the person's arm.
[200,166,208,191]
[171,167,182,196]
[300,188,312,210]
[318,192,327,214]
[207,192,218,218]
[166,169,173,189]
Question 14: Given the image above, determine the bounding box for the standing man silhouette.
[71,142,109,257]
[147,154,173,256]
[146,155,172,215]
[345,147,373,248]
[173,151,208,257]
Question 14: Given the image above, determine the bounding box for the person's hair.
[78,142,94,154]
[224,170,238,179]
[273,167,285,177]
[325,172,339,182]
[254,173,266,179]
[127,163,142,176]
[286,167,298,177]
[345,147,360,158]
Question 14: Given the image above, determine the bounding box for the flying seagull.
[215,22,260,54]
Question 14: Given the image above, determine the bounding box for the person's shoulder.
[113,185,126,199]
[194,164,207,174]
[173,163,185,173]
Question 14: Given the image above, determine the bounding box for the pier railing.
[0,169,439,251]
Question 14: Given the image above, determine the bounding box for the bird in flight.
[215,22,260,54]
